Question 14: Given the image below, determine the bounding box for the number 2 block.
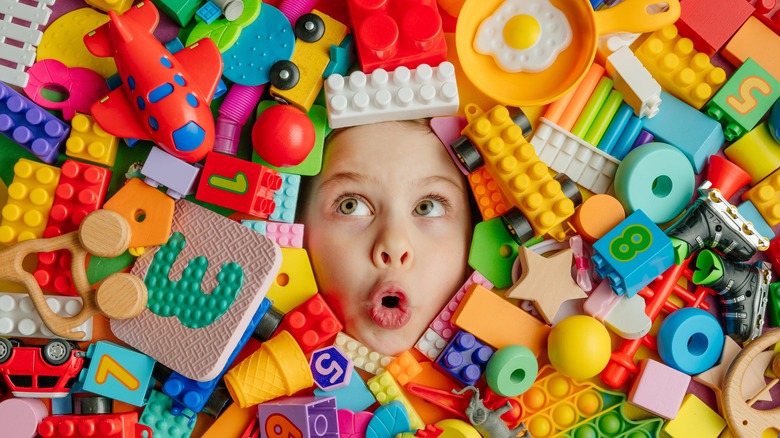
[592,210,674,297]
[79,341,156,406]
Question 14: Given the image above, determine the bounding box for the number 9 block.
[310,346,353,391]
[592,210,674,297]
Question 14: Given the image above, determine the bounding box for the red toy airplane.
[84,1,223,163]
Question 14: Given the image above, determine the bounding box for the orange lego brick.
[0,158,60,245]
[387,351,423,386]
[451,284,550,356]
[102,178,174,248]
[635,24,727,110]
[722,16,780,81]
[741,168,780,227]
[65,113,120,167]
[468,167,509,221]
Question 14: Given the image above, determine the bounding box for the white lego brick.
[0,0,52,26]
[334,332,394,375]
[597,32,640,61]
[0,292,93,340]
[414,327,447,362]
[0,65,28,88]
[141,146,201,199]
[325,62,459,129]
[606,46,662,119]
[531,118,620,194]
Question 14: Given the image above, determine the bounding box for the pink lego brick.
[628,358,691,419]
[428,271,493,341]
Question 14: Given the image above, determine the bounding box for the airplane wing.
[174,38,224,102]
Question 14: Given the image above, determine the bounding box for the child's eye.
[414,199,446,217]
[337,197,371,216]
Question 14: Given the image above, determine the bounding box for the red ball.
[252,104,316,167]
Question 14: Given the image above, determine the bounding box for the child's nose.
[373,228,414,268]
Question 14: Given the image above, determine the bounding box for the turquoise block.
[314,368,376,412]
[657,308,724,375]
[598,103,633,154]
[269,172,300,223]
[80,341,156,407]
[738,200,776,239]
[140,390,196,438]
[610,115,643,160]
[643,91,725,173]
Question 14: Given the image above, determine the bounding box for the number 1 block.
[79,341,156,406]
[593,210,675,297]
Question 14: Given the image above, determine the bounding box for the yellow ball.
[548,315,611,380]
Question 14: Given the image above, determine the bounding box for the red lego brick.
[748,0,780,35]
[278,294,343,354]
[766,236,780,273]
[676,0,755,55]
[346,0,447,73]
[37,412,152,438]
[195,152,282,218]
[34,160,110,296]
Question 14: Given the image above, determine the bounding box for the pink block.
[628,358,691,419]
[428,271,493,341]
[265,222,304,248]
[0,398,48,438]
[430,116,468,175]
[338,409,373,438]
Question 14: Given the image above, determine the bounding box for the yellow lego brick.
[386,351,423,386]
[367,370,425,431]
[662,394,725,438]
[635,24,727,110]
[85,0,132,13]
[270,10,349,112]
[741,168,780,226]
[66,113,119,167]
[266,248,318,313]
[0,159,60,245]
[724,122,780,185]
[462,104,574,241]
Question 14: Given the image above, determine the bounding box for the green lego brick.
[139,390,196,438]
[151,0,204,27]
[769,282,780,328]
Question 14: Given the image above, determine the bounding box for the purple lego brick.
[257,396,339,438]
[0,81,68,163]
[632,130,655,148]
[435,330,494,387]
[428,271,493,341]
[310,346,354,391]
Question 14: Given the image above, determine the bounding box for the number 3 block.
[310,346,353,391]
[79,341,156,406]
[593,210,674,297]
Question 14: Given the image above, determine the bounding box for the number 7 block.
[592,210,675,297]
[79,341,156,406]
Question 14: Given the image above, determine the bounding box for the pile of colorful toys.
[0,0,779,436]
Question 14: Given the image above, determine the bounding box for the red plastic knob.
[252,105,315,168]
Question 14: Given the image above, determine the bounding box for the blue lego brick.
[0,82,69,164]
[642,91,724,174]
[241,219,267,235]
[196,1,221,24]
[80,341,156,407]
[51,395,72,415]
[737,200,776,239]
[258,396,339,438]
[366,401,411,438]
[311,346,354,391]
[598,103,633,154]
[269,172,301,223]
[314,368,376,412]
[610,115,642,160]
[164,37,186,54]
[435,330,494,386]
[214,79,227,100]
[592,209,675,297]
[140,390,196,438]
[324,34,355,79]
[162,298,272,417]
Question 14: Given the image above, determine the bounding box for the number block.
[310,346,354,391]
[79,341,156,407]
[592,210,675,297]
[704,58,780,141]
[257,396,339,438]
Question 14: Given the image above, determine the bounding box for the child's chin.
[358,328,418,357]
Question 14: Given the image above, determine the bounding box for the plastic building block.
[266,247,317,314]
[661,394,725,438]
[38,412,153,438]
[705,58,780,142]
[24,59,110,122]
[0,0,52,88]
[111,200,282,382]
[139,390,196,438]
[387,351,422,387]
[530,117,620,195]
[0,398,48,438]
[484,345,537,398]
[221,3,294,86]
[243,220,305,248]
[657,308,724,375]
[365,401,411,438]
[722,16,780,81]
[141,147,201,200]
[270,10,349,112]
[434,330,493,387]
[367,371,424,431]
[279,294,343,354]
[150,0,204,26]
[325,34,355,79]
[310,346,354,391]
[346,0,446,73]
[314,368,376,412]
[415,328,448,362]
[505,247,587,323]
[676,0,754,55]
[79,341,156,407]
[196,1,222,23]
[724,121,780,185]
[605,46,661,118]
[269,172,301,223]
[592,210,675,297]
[452,284,550,355]
[627,358,690,419]
[597,103,633,153]
[571,194,625,244]
[0,158,60,245]
[738,200,776,239]
[103,178,175,249]
[0,83,68,165]
[583,280,651,340]
[85,0,133,13]
[0,292,93,340]
[324,62,459,129]
[64,113,119,167]
[185,0,259,51]
[610,115,643,160]
[428,271,493,342]
[468,167,510,221]
[258,396,339,438]
[613,142,695,224]
[338,409,373,438]
[335,332,395,375]
[571,76,613,139]
[467,217,521,289]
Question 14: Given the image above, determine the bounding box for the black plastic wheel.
[554,173,583,208]
[450,136,484,174]
[501,207,536,245]
[269,60,300,91]
[294,13,325,42]
[510,107,533,139]
[252,306,284,343]
[0,338,13,364]
[73,394,113,415]
[203,382,232,418]
[42,339,72,366]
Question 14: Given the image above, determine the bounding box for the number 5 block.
[79,341,156,406]
[593,210,675,297]
[310,346,353,391]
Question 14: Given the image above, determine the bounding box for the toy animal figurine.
[453,386,529,438]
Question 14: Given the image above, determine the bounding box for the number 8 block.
[592,210,675,297]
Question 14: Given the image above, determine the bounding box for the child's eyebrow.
[417,175,467,195]
[318,171,368,192]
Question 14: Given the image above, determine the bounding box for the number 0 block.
[592,210,675,297]
[79,341,156,406]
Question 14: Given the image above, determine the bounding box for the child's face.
[302,121,472,356]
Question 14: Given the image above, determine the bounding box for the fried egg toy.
[474,0,573,73]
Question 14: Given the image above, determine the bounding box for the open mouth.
[369,285,412,330]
